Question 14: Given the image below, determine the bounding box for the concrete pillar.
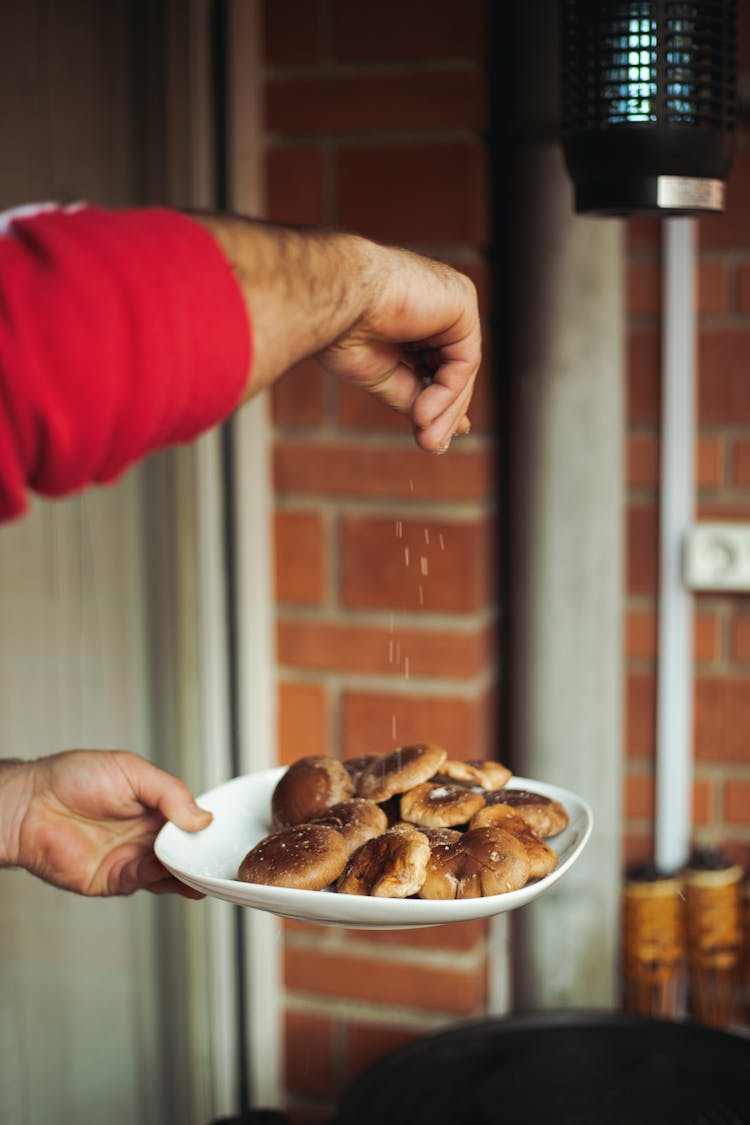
[506,6,625,1006]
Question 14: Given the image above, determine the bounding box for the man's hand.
[316,244,479,453]
[1,751,211,897]
[192,216,481,454]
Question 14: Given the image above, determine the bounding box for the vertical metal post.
[655,219,696,873]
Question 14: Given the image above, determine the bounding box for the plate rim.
[155,767,594,928]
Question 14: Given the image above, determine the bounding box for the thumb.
[119,754,213,832]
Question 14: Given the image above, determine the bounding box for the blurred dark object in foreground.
[334,1010,750,1125]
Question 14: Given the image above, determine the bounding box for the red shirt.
[0,204,251,520]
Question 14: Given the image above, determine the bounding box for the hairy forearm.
[192,215,378,397]
[0,759,32,868]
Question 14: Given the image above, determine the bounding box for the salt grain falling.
[418,585,424,605]
[388,638,395,663]
[420,556,429,576]
[404,657,410,679]
[404,547,410,567]
[395,520,403,538]
[439,533,445,551]
[424,528,430,544]
[391,714,397,739]
[409,479,414,492]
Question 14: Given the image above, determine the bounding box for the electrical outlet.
[683,523,750,591]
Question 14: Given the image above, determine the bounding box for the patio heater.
[561,0,737,216]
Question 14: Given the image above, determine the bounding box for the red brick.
[344,918,486,952]
[699,147,750,249]
[627,435,659,489]
[274,510,326,605]
[731,437,750,486]
[730,613,750,661]
[275,444,494,502]
[267,71,486,135]
[698,260,729,315]
[736,263,750,312]
[332,0,485,62]
[625,771,654,819]
[626,610,657,660]
[272,359,326,428]
[627,330,661,423]
[626,436,722,490]
[278,680,330,764]
[627,218,660,251]
[694,676,750,762]
[698,329,750,423]
[628,260,660,316]
[284,1012,336,1099]
[345,1023,420,1084]
[695,612,721,663]
[624,830,655,868]
[342,688,495,759]
[625,610,719,663]
[626,672,656,760]
[335,143,488,246]
[267,147,327,227]
[697,436,724,489]
[697,500,750,520]
[692,776,713,826]
[724,778,750,824]
[284,947,487,1013]
[263,0,325,65]
[627,504,659,595]
[340,515,493,613]
[277,620,494,680]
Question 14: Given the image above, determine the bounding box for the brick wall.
[257,0,750,1118]
[261,2,494,1120]
[624,5,750,871]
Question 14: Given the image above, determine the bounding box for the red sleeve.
[0,204,251,520]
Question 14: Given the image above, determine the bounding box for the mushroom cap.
[416,825,463,848]
[309,798,388,857]
[237,823,348,890]
[435,759,512,792]
[399,781,485,828]
[355,744,448,802]
[271,755,354,829]
[469,805,558,880]
[418,825,530,899]
[337,825,431,898]
[484,788,569,838]
[342,754,379,790]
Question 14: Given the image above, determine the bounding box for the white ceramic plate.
[155,767,593,929]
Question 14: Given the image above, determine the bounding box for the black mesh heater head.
[561,0,738,215]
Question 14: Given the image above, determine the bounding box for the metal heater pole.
[655,219,696,873]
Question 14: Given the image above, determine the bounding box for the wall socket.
[683,523,750,591]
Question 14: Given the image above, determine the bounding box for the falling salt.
[395,520,403,538]
[418,585,424,605]
[404,657,410,679]
[391,714,398,739]
[420,556,429,576]
[404,547,410,567]
[409,479,414,492]
[388,639,395,663]
[439,533,445,551]
[424,528,430,544]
